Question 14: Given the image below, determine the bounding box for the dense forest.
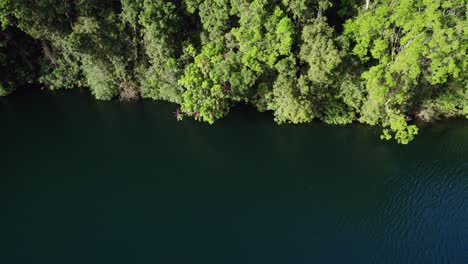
[0,0,466,143]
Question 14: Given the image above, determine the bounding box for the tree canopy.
[0,0,466,143]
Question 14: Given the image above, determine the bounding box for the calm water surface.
[0,89,467,263]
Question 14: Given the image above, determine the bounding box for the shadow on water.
[0,88,467,264]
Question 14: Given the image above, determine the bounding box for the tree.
[0,0,465,143]
[124,0,185,103]
[344,0,467,143]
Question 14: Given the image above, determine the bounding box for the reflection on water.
[0,89,466,264]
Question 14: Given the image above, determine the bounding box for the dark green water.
[0,89,467,264]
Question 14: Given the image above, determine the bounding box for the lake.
[0,88,466,263]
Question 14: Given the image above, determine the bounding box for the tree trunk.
[365,0,370,10]
[41,40,57,65]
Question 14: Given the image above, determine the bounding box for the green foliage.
[38,43,83,90]
[0,0,466,143]
[198,0,233,40]
[381,110,418,145]
[232,3,294,72]
[320,100,355,125]
[282,0,332,22]
[300,17,342,85]
[418,85,468,121]
[179,39,230,123]
[131,0,184,103]
[269,57,315,124]
[345,0,467,141]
